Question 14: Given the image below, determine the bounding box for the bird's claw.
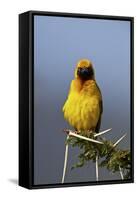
[63,129,70,134]
[74,130,80,134]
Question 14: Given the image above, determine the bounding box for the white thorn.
[61,135,69,183]
[96,154,99,181]
[69,131,103,144]
[119,166,124,180]
[113,134,127,147]
[94,128,112,137]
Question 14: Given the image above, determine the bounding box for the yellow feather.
[63,78,102,132]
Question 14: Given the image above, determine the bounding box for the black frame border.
[19,10,134,189]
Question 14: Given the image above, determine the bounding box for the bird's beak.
[77,67,93,80]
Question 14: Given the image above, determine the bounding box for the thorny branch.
[61,129,131,183]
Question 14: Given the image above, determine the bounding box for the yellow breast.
[63,79,101,131]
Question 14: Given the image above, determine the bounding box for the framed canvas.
[19,11,134,189]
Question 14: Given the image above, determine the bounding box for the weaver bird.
[62,59,103,134]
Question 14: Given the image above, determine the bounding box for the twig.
[94,128,112,137]
[61,135,69,183]
[113,134,127,147]
[95,154,99,181]
[66,130,103,144]
[119,166,124,180]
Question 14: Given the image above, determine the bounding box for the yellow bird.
[62,59,103,134]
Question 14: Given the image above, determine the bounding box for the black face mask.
[77,67,93,80]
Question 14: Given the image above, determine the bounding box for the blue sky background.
[34,15,130,185]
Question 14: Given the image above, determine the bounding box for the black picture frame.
[19,10,134,189]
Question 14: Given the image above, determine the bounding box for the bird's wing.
[95,99,103,133]
[95,83,103,133]
[62,80,74,112]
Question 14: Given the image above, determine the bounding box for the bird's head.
[75,59,95,80]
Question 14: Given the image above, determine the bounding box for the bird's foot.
[74,130,80,134]
[86,130,93,137]
[87,130,93,134]
[63,129,70,134]
[63,129,79,135]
